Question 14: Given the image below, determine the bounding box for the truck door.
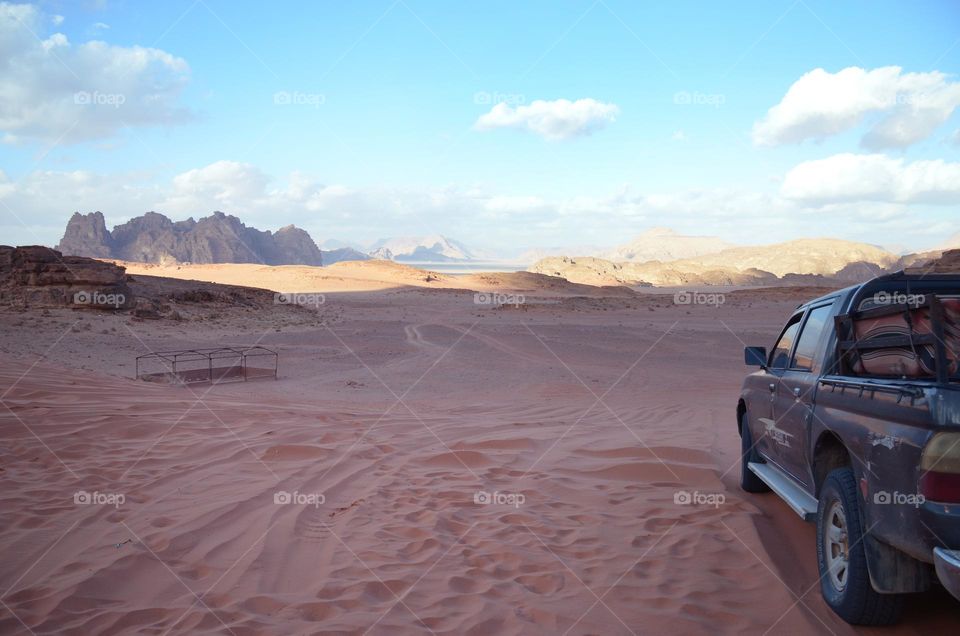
[771,303,835,488]
[758,311,803,469]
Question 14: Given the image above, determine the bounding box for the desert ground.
[1,262,958,634]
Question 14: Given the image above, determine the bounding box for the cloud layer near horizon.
[782,153,960,204]
[2,159,956,254]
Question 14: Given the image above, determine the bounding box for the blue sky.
[1,0,959,255]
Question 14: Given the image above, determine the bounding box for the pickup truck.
[738,270,960,625]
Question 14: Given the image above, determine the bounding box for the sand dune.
[115,259,630,296]
[1,273,957,634]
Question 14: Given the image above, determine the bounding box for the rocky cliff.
[0,245,132,309]
[57,211,323,266]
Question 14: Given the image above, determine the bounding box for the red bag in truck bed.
[850,297,960,378]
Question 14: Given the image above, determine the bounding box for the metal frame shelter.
[136,346,278,385]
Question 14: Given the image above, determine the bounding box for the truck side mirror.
[744,346,767,367]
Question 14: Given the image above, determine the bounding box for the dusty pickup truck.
[738,270,960,625]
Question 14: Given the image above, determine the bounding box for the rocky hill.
[602,227,735,262]
[670,238,899,278]
[530,238,905,287]
[57,211,323,266]
[912,248,960,273]
[0,245,132,309]
[324,247,372,265]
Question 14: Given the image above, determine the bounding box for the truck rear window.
[792,305,833,371]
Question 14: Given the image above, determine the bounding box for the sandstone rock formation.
[602,227,735,262]
[58,211,323,266]
[530,237,906,287]
[0,245,132,309]
[670,238,898,278]
[55,211,115,258]
[914,248,960,273]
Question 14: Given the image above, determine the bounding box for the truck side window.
[791,304,833,371]
[770,314,803,369]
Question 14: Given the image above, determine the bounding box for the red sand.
[1,269,957,634]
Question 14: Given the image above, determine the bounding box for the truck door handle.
[769,383,776,392]
[793,387,801,397]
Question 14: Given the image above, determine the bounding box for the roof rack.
[135,346,278,385]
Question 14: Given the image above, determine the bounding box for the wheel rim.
[824,500,849,591]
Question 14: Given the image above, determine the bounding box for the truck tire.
[740,412,770,493]
[816,467,904,625]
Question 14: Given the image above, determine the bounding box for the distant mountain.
[530,238,902,286]
[324,247,371,265]
[518,245,606,264]
[937,232,960,250]
[675,238,899,277]
[320,238,363,251]
[57,211,323,266]
[369,247,394,260]
[516,228,732,265]
[370,235,474,262]
[603,227,735,262]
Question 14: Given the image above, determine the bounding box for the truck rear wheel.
[816,467,904,625]
[740,412,769,493]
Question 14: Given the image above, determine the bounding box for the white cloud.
[753,66,960,149]
[782,153,960,204]
[474,98,619,141]
[1,160,956,254]
[166,161,270,211]
[0,2,191,144]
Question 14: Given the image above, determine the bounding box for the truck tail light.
[920,433,960,504]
